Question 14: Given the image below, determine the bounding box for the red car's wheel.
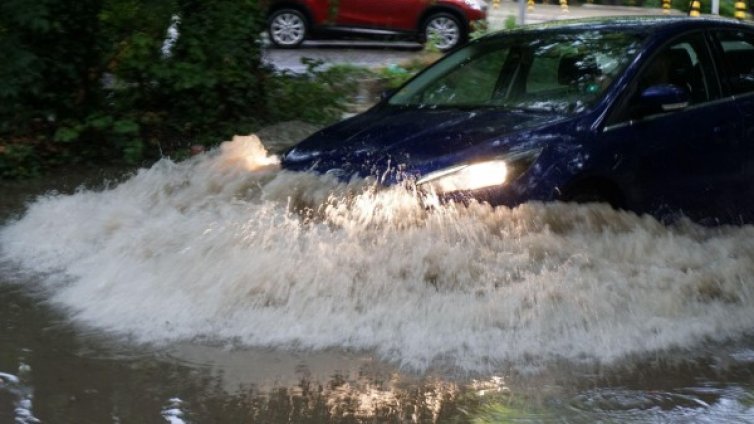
[423,12,464,51]
[268,9,308,48]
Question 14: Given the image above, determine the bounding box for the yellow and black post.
[663,0,671,14]
[689,0,701,16]
[560,0,569,13]
[735,0,748,19]
[528,0,535,12]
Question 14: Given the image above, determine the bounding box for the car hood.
[282,106,565,178]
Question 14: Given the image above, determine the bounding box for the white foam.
[2,134,754,371]
[0,372,19,384]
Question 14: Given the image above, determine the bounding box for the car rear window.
[715,30,754,95]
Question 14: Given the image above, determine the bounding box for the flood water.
[2,134,754,423]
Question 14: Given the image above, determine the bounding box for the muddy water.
[2,134,754,423]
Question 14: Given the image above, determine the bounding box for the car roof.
[484,15,754,39]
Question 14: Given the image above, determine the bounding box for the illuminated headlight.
[417,160,507,192]
[416,149,541,193]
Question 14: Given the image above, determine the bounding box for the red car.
[267,0,488,51]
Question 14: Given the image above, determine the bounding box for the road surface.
[263,3,678,72]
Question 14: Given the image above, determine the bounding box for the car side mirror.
[638,84,690,113]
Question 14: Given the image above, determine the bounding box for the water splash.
[0,370,40,424]
[2,134,754,371]
[161,398,188,424]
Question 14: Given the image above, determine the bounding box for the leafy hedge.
[0,0,354,179]
[0,0,271,178]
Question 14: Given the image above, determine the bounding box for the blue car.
[282,17,754,223]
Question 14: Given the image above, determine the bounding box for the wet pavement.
[263,3,677,72]
[2,135,754,422]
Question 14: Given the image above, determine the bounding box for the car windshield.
[388,29,647,114]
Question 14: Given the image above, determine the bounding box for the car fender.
[418,5,470,34]
[267,0,318,26]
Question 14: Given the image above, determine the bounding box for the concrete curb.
[486,2,683,26]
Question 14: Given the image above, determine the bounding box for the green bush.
[0,0,277,178]
[0,0,106,175]
[94,0,270,159]
[0,142,41,179]
[267,60,372,124]
[0,0,365,179]
[376,65,413,89]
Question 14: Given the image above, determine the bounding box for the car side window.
[526,56,561,93]
[713,30,754,96]
[420,50,508,105]
[614,33,714,122]
[526,51,617,95]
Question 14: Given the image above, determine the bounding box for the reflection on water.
[2,272,754,422]
[161,398,187,424]
[2,133,754,422]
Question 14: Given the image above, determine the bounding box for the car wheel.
[268,9,308,48]
[423,13,464,51]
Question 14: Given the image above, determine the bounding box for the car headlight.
[416,149,541,193]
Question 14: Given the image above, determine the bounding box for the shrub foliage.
[0,0,275,178]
